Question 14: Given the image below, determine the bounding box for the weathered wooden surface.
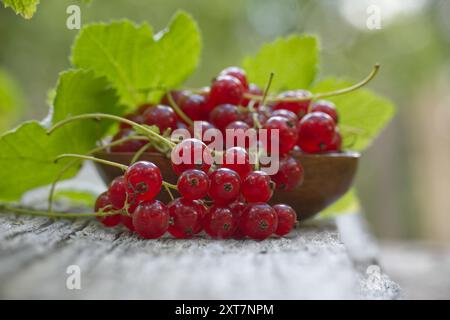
[0,163,401,299]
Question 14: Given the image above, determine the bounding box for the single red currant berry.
[242,83,263,107]
[94,192,121,227]
[143,104,178,132]
[271,109,299,124]
[108,176,127,209]
[272,90,312,119]
[263,116,298,155]
[209,104,240,132]
[297,112,336,153]
[110,129,147,153]
[208,168,241,205]
[271,156,304,191]
[119,113,145,129]
[325,128,342,152]
[124,161,162,206]
[311,100,338,123]
[180,94,209,121]
[203,205,238,239]
[167,198,206,238]
[188,121,217,142]
[209,75,244,106]
[222,147,252,179]
[240,203,278,240]
[177,169,210,200]
[160,90,190,107]
[241,171,275,203]
[132,200,169,239]
[219,66,248,89]
[273,204,297,236]
[229,201,247,239]
[121,215,135,232]
[171,138,213,175]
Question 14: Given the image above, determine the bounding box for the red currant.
[219,66,248,89]
[209,75,244,106]
[273,204,296,236]
[224,121,252,149]
[133,200,169,239]
[271,109,299,124]
[108,176,127,209]
[180,94,209,121]
[272,90,312,119]
[188,121,217,141]
[325,128,342,152]
[263,116,298,155]
[121,215,135,232]
[271,156,304,191]
[143,104,177,133]
[124,161,162,206]
[240,203,277,240]
[177,169,210,200]
[242,83,263,107]
[171,138,213,175]
[297,112,336,153]
[203,205,238,239]
[110,129,147,153]
[311,100,338,123]
[222,147,252,179]
[119,113,145,129]
[136,103,153,115]
[208,168,241,205]
[209,104,240,132]
[229,201,247,239]
[94,192,121,227]
[167,198,206,238]
[160,90,190,107]
[241,111,268,128]
[241,171,274,203]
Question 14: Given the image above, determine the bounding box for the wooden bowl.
[93,151,359,220]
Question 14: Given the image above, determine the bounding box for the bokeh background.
[1,0,449,243]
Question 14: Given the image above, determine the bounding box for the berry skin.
[143,104,177,133]
[225,120,250,131]
[94,192,121,227]
[180,94,209,121]
[188,121,217,141]
[108,176,127,209]
[219,66,248,89]
[203,205,238,239]
[325,128,342,152]
[263,116,298,155]
[222,147,252,179]
[271,156,304,191]
[110,129,147,153]
[241,171,274,203]
[229,201,247,239]
[171,138,213,175]
[160,90,190,107]
[239,203,278,240]
[311,100,338,123]
[121,215,135,232]
[124,161,162,206]
[241,111,268,128]
[242,83,263,107]
[209,104,240,131]
[167,198,206,238]
[297,112,336,153]
[271,109,299,124]
[119,113,145,129]
[224,121,252,149]
[132,200,169,239]
[272,90,312,119]
[273,204,297,236]
[208,168,241,205]
[177,169,210,200]
[209,75,244,107]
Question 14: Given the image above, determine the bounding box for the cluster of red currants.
[95,156,297,241]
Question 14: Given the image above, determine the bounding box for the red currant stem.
[47,135,146,212]
[339,124,365,134]
[261,72,274,107]
[166,91,194,126]
[163,183,175,201]
[54,154,128,171]
[162,181,177,190]
[314,64,380,99]
[0,203,123,219]
[47,113,176,149]
[130,143,153,164]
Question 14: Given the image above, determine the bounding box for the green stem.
[0,204,122,219]
[47,113,175,148]
[166,91,194,126]
[55,154,128,171]
[163,184,175,201]
[162,181,177,190]
[130,143,153,164]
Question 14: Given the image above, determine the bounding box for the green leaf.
[242,35,319,92]
[312,78,395,151]
[320,188,360,218]
[2,0,39,19]
[53,189,97,207]
[0,70,121,201]
[0,68,24,132]
[71,11,201,109]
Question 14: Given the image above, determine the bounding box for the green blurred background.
[1,0,449,243]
